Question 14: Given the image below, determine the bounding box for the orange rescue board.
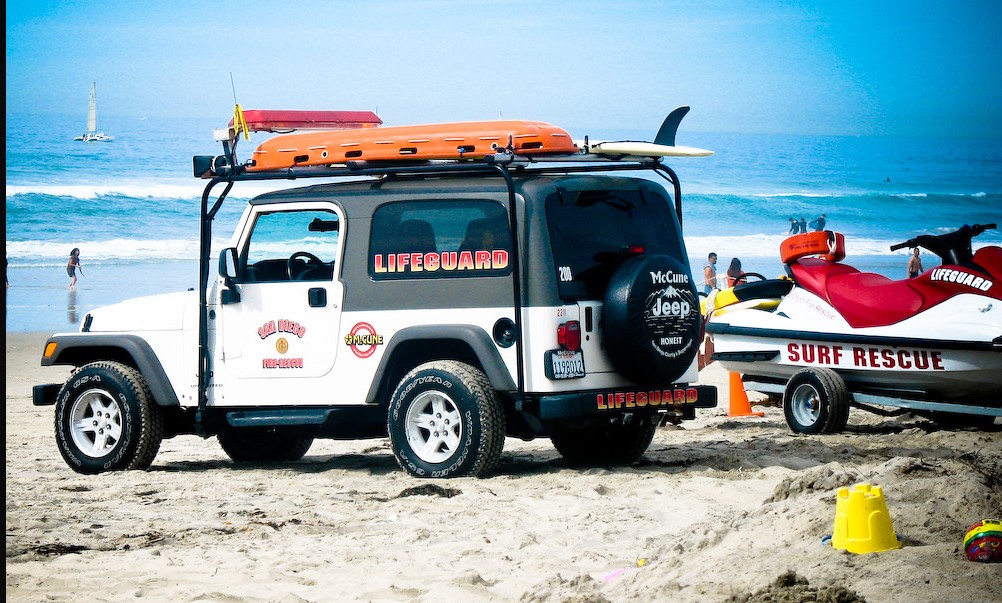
[248,120,579,171]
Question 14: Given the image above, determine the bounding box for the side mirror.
[218,247,240,305]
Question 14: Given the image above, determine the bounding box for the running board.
[225,406,385,427]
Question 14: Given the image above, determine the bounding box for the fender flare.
[40,334,181,407]
[365,325,516,405]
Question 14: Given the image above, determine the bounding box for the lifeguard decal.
[372,249,510,277]
[597,387,700,410]
[928,268,993,292]
[345,322,384,358]
[258,319,306,369]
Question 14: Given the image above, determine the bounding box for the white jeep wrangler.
[34,109,716,477]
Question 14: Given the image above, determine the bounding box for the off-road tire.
[387,360,504,478]
[54,361,164,474]
[783,367,851,434]
[218,428,314,463]
[603,254,701,384]
[550,420,657,467]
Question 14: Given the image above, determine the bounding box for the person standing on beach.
[907,247,924,278]
[703,252,718,294]
[67,248,83,289]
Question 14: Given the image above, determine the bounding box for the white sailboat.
[74,82,113,142]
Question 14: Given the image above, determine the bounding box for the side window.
[243,209,340,282]
[369,200,512,280]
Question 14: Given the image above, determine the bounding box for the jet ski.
[705,223,1002,433]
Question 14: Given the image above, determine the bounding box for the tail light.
[557,320,581,351]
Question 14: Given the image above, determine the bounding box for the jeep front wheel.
[387,360,505,478]
[54,361,164,474]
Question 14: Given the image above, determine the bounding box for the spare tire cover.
[603,254,701,384]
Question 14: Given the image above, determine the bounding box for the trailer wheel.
[387,360,505,478]
[54,361,164,474]
[783,368,851,434]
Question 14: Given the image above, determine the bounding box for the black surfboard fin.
[654,106,691,146]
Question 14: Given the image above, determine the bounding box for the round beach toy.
[963,519,1001,563]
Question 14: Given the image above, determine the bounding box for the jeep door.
[217,202,345,387]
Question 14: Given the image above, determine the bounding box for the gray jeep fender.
[38,333,181,407]
[366,325,517,405]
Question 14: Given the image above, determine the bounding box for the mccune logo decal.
[345,322,384,358]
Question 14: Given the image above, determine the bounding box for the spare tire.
[603,254,701,384]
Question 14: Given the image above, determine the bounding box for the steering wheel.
[287,251,323,281]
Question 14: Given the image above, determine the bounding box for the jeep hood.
[81,291,199,332]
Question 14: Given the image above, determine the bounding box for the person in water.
[66,248,83,289]
[726,257,747,288]
[798,217,807,233]
[703,252,718,294]
[811,213,827,231]
[788,217,799,234]
[907,247,924,278]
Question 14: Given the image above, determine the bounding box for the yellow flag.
[233,104,249,141]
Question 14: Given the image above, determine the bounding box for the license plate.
[545,349,585,379]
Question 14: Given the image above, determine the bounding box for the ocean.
[6,112,1002,334]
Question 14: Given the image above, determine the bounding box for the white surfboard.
[573,139,714,158]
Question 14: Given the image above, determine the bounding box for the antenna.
[229,73,249,141]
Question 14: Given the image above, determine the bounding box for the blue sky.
[6,0,1002,138]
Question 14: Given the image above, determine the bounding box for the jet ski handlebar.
[889,223,997,265]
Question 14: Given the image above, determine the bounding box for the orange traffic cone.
[728,372,765,417]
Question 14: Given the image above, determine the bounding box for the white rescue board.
[574,140,714,158]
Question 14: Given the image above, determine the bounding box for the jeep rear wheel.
[550,420,657,467]
[387,360,505,478]
[603,254,701,384]
[218,428,314,463]
[54,361,164,474]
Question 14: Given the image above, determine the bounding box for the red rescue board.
[232,110,383,133]
[248,120,579,171]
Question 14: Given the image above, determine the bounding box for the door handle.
[308,288,327,307]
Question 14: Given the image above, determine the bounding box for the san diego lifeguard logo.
[346,322,384,358]
[258,319,306,369]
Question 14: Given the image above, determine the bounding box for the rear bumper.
[527,384,717,421]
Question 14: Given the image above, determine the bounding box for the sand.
[5,331,1001,602]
